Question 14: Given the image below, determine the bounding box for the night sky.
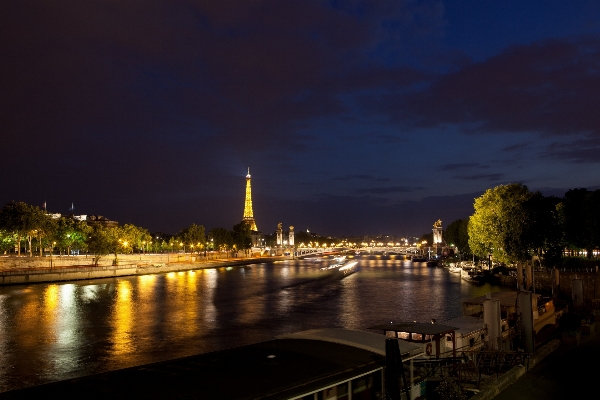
[2,1,600,237]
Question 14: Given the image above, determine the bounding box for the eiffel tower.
[242,168,258,231]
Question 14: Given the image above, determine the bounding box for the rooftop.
[0,329,408,400]
[368,321,458,336]
[463,291,541,309]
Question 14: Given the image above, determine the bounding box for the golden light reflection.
[237,268,265,325]
[44,284,59,313]
[161,270,201,339]
[110,280,134,357]
[202,269,217,324]
[181,271,199,336]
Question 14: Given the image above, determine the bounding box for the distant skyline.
[2,1,600,237]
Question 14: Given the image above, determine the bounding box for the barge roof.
[0,329,407,400]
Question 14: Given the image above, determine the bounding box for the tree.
[445,219,470,255]
[178,223,206,255]
[210,228,233,257]
[295,231,311,246]
[87,225,118,266]
[468,183,535,264]
[86,225,141,265]
[34,214,58,257]
[119,224,151,254]
[562,188,600,258]
[522,194,563,267]
[0,229,17,253]
[54,217,90,255]
[0,201,47,256]
[232,222,252,256]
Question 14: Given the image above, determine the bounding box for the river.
[0,256,509,393]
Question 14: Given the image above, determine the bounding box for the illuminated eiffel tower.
[242,168,258,231]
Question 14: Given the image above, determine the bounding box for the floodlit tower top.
[246,167,251,178]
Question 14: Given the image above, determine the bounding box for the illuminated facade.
[242,168,258,231]
[433,219,443,244]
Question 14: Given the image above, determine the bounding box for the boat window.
[385,331,397,338]
[337,382,349,400]
[322,386,336,400]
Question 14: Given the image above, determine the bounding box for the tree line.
[443,183,600,267]
[0,201,254,265]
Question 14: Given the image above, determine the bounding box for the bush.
[433,377,467,400]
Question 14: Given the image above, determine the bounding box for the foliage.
[53,217,90,255]
[87,225,119,265]
[433,376,467,400]
[295,231,311,245]
[561,188,600,258]
[0,201,48,256]
[209,228,233,253]
[468,183,535,263]
[120,224,151,253]
[445,219,470,254]
[0,229,17,253]
[178,223,206,254]
[419,232,433,246]
[521,194,563,267]
[232,222,252,254]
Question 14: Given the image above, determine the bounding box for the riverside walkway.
[490,328,600,400]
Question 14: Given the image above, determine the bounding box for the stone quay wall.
[0,254,286,285]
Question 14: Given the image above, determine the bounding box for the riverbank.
[0,254,289,285]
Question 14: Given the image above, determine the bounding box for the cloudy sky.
[2,1,600,237]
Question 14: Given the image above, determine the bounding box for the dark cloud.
[542,136,600,163]
[387,36,600,137]
[502,142,533,152]
[455,173,504,181]
[0,1,439,153]
[367,134,407,144]
[439,163,489,171]
[335,175,390,182]
[355,186,425,194]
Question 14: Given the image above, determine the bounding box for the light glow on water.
[0,258,510,393]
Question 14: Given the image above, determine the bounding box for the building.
[85,215,118,228]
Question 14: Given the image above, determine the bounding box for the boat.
[320,259,357,272]
[448,265,462,273]
[461,267,484,283]
[411,256,427,262]
[426,259,439,267]
[333,255,346,263]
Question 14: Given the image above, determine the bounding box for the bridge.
[294,246,424,258]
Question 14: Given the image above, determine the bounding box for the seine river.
[0,256,509,393]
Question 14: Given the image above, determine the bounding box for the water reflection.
[0,259,510,393]
[111,280,134,357]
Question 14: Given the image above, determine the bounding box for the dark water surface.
[0,257,509,393]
